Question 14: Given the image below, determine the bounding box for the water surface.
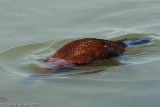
[1,0,160,107]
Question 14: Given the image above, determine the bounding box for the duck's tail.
[119,37,151,47]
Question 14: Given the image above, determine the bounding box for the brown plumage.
[37,38,126,73]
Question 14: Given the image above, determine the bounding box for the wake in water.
[22,37,152,85]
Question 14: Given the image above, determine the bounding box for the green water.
[1,0,160,107]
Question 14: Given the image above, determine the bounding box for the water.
[0,0,160,107]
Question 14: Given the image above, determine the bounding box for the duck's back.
[51,38,126,65]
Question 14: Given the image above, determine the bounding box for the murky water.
[1,0,160,107]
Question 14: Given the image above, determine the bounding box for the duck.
[37,38,127,73]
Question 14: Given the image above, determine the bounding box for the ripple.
[0,34,159,83]
[0,38,81,80]
[0,42,48,78]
